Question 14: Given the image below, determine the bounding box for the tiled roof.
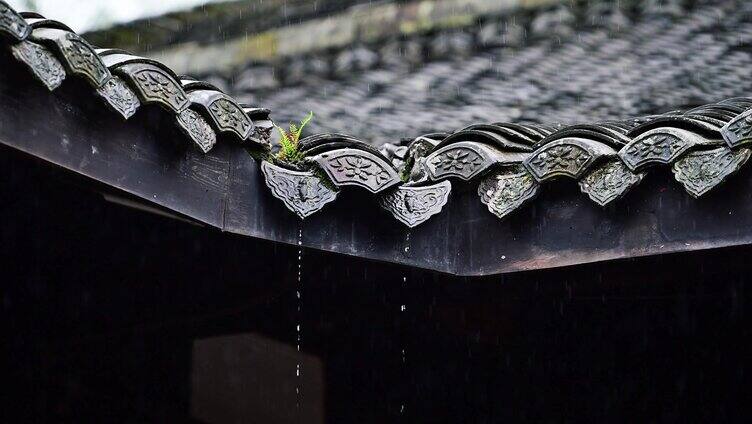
[3,0,752,232]
[218,0,752,145]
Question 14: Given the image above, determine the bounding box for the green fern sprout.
[275,111,314,163]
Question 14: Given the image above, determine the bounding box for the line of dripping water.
[400,231,410,416]
[296,227,303,410]
[400,274,407,416]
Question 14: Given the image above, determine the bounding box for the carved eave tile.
[671,147,751,198]
[721,109,752,148]
[619,128,720,172]
[96,76,140,120]
[106,60,189,114]
[187,90,254,141]
[30,28,110,88]
[0,1,30,41]
[242,106,274,148]
[524,138,616,182]
[579,160,644,206]
[379,181,452,228]
[261,162,338,219]
[121,63,188,113]
[176,109,217,153]
[308,148,400,193]
[425,141,528,181]
[478,167,540,219]
[10,40,66,90]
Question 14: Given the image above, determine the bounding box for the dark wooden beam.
[3,55,752,276]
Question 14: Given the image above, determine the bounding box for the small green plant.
[275,111,314,163]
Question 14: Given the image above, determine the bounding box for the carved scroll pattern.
[379,181,451,228]
[97,76,140,120]
[672,147,751,198]
[11,41,66,91]
[478,169,540,219]
[261,162,338,218]
[177,109,217,153]
[579,160,644,206]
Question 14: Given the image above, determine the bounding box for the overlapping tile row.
[453,98,752,220]
[259,98,752,227]
[259,135,456,226]
[260,134,453,226]
[4,1,752,228]
[0,2,270,154]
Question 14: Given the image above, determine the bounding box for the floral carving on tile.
[428,146,487,180]
[333,156,389,182]
[526,143,592,180]
[60,34,109,86]
[312,149,399,193]
[133,69,188,111]
[209,98,253,139]
[621,133,685,170]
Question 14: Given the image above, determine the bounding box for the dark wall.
[1,147,749,423]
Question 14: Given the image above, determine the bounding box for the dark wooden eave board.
[3,63,752,276]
